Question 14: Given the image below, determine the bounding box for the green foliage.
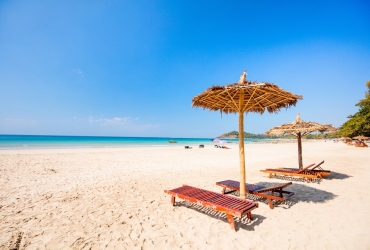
[304,132,339,139]
[339,81,370,137]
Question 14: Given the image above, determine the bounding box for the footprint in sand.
[7,231,24,250]
[70,237,93,250]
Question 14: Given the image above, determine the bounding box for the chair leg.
[226,214,236,231]
[268,198,274,209]
[171,196,175,206]
[247,212,253,220]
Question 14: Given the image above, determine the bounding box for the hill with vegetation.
[338,80,370,137]
[218,131,336,139]
[217,131,340,139]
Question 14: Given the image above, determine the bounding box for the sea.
[0,135,268,149]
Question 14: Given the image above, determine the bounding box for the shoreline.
[0,138,326,151]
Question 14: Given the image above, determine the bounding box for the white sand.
[0,141,369,249]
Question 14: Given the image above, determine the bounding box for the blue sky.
[0,0,369,137]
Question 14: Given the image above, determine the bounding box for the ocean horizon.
[0,134,271,149]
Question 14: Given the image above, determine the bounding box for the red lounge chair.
[216,180,294,209]
[164,185,258,231]
[279,161,330,177]
[260,163,325,183]
[354,142,368,147]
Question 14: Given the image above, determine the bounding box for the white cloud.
[86,116,163,130]
[88,116,134,126]
[1,118,37,126]
[73,69,84,77]
[5,118,24,122]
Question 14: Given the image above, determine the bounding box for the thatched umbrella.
[266,113,337,169]
[192,70,302,199]
[340,137,352,144]
[353,135,369,141]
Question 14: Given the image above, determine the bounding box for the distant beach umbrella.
[266,113,337,169]
[340,137,352,142]
[353,135,369,141]
[192,70,302,199]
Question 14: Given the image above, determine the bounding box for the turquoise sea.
[0,135,232,149]
[0,135,268,149]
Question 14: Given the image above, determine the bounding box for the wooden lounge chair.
[354,142,368,147]
[164,185,258,231]
[279,161,330,177]
[216,180,294,209]
[260,162,326,182]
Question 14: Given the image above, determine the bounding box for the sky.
[0,0,369,138]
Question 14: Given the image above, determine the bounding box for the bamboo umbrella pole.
[239,90,246,199]
[297,132,303,169]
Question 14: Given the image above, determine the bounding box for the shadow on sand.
[264,174,323,184]
[174,200,266,232]
[325,171,352,180]
[220,181,337,209]
[263,171,352,184]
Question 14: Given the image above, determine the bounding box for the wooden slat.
[216,180,294,209]
[279,161,330,176]
[260,169,323,181]
[164,185,258,217]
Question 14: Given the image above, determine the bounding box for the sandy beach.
[0,141,369,249]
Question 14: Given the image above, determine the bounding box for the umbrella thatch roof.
[341,137,352,141]
[266,114,337,136]
[192,80,302,114]
[353,135,369,140]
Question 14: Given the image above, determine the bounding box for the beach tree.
[339,81,370,137]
